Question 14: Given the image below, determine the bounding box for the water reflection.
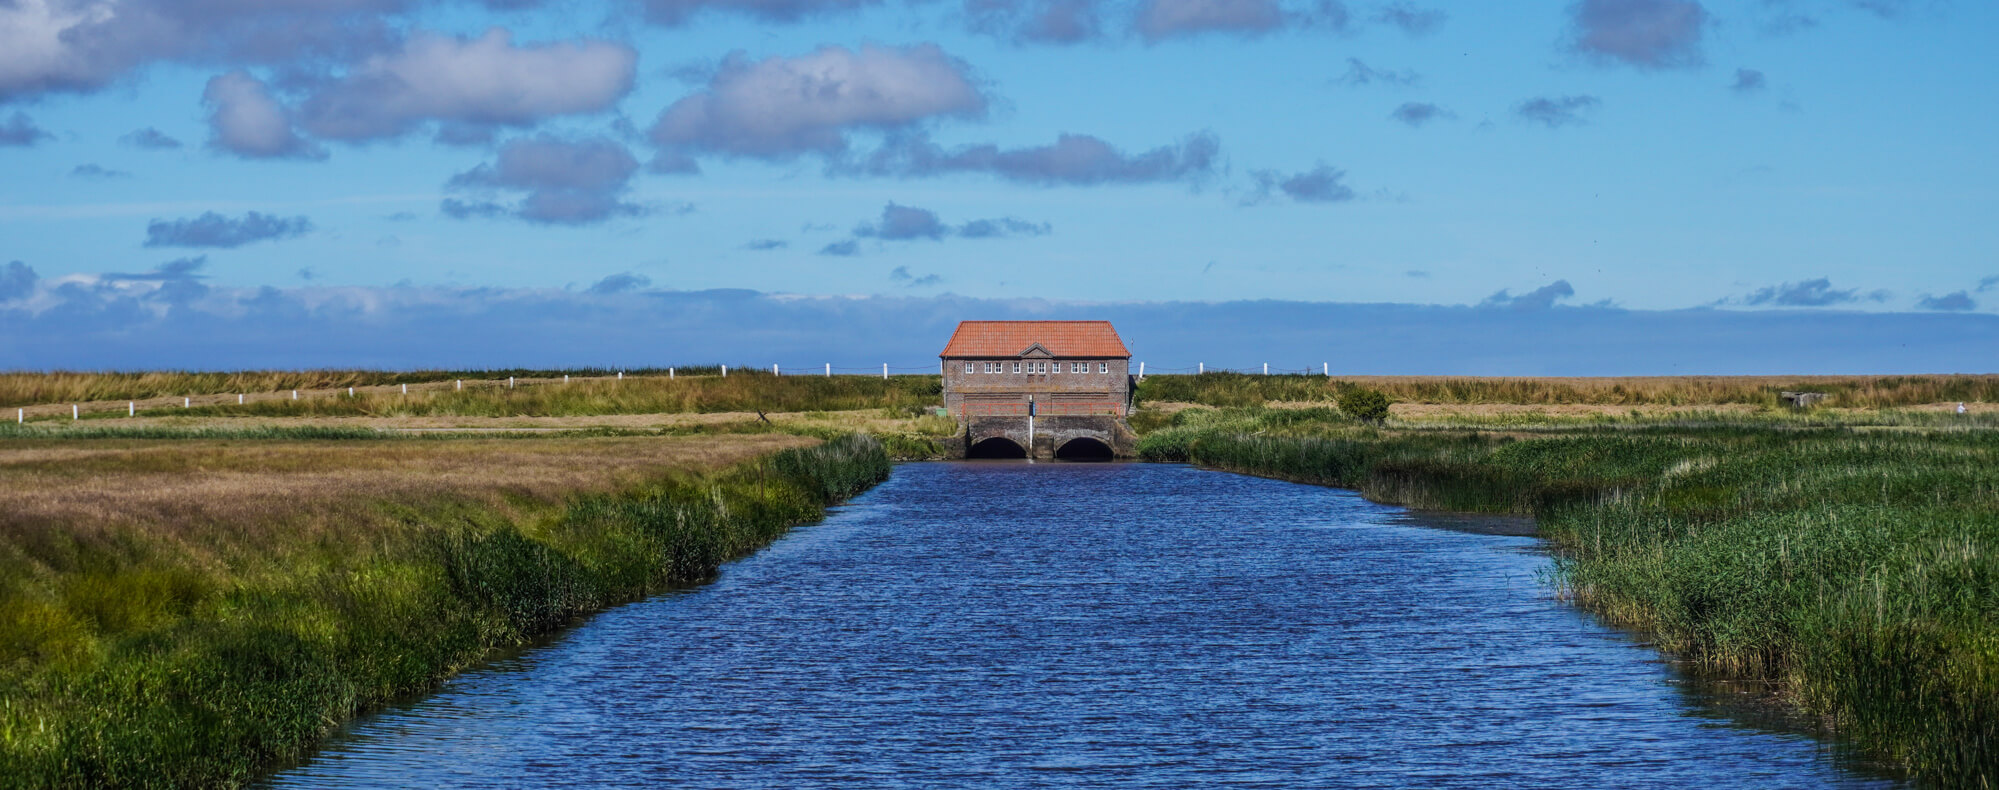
[268,462,1901,788]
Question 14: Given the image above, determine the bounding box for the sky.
[0,0,1994,372]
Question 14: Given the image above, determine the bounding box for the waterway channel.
[268,462,1900,788]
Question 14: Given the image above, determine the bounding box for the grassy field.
[1135,372,1999,409]
[1138,406,1997,785]
[0,431,889,787]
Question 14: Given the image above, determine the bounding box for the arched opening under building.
[967,437,1028,459]
[1054,437,1115,461]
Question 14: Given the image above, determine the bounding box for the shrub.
[1338,386,1391,423]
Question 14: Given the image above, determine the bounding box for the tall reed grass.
[1139,408,1997,785]
[0,434,889,787]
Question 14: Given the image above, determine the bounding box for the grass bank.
[0,433,889,788]
[1139,408,1997,785]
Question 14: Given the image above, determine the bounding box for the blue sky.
[1,0,1994,371]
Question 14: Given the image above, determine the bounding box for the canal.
[269,462,1899,788]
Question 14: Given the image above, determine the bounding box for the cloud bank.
[4,268,1993,374]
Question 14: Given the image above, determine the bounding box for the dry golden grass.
[0,434,814,553]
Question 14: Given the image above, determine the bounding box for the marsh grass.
[1136,372,1999,409]
[1139,407,1997,784]
[0,433,889,787]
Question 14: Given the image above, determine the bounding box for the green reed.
[0,435,889,788]
[1140,408,1997,785]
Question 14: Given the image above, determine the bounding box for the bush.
[1337,386,1391,423]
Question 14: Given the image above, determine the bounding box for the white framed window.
[1098,362,1109,373]
[1071,362,1085,373]
[965,362,974,374]
[1012,361,1022,373]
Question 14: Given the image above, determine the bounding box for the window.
[965,362,974,374]
[1098,362,1109,373]
[1071,362,1085,373]
[1012,362,1022,373]
[983,362,997,373]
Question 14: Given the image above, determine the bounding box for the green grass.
[1139,407,1997,784]
[0,434,889,788]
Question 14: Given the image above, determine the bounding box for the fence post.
[773,364,779,376]
[184,397,189,408]
[456,380,462,390]
[1263,363,1269,375]
[402,384,408,394]
[669,368,674,379]
[722,365,728,378]
[882,363,888,380]
[128,402,134,416]
[509,377,514,388]
[1139,361,1145,379]
[1198,362,1204,374]
[1323,362,1329,377]
[292,389,298,400]
[825,363,831,377]
[239,393,245,404]
[72,405,78,420]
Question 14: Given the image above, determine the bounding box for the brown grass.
[0,434,814,553]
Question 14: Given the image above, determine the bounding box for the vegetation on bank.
[1139,407,1997,785]
[0,433,889,788]
[1134,372,1999,409]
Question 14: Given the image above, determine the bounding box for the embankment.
[1140,415,1997,785]
[0,433,890,788]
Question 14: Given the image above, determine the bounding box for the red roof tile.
[940,321,1131,358]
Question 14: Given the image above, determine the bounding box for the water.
[268,462,1900,788]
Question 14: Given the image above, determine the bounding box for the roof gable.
[940,320,1131,358]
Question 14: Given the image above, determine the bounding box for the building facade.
[939,320,1134,418]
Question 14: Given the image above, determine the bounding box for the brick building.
[939,319,1134,422]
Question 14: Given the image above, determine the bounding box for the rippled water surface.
[269,462,1898,788]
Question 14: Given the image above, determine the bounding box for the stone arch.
[967,436,1028,459]
[1054,436,1115,461]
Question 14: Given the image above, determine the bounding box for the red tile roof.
[940,321,1131,358]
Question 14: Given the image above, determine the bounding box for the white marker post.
[16,408,22,423]
[509,377,515,389]
[456,379,462,390]
[402,384,408,394]
[617,371,623,380]
[184,397,189,408]
[563,375,568,384]
[238,394,244,404]
[72,405,78,420]
[882,363,889,380]
[1323,362,1329,377]
[128,402,134,416]
[1199,362,1205,374]
[722,365,728,378]
[773,364,779,376]
[1263,363,1269,375]
[1139,361,1145,380]
[669,368,674,380]
[825,363,831,377]
[348,387,354,397]
[292,389,298,400]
